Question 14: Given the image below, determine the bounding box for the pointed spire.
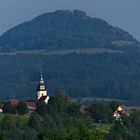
[40,72,44,84]
[40,73,43,81]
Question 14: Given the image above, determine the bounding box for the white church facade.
[36,74,49,104]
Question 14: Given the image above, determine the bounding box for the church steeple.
[36,74,49,104]
[37,74,46,91]
[40,74,44,82]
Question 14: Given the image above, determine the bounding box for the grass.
[0,113,5,122]
[0,48,123,56]
[111,40,133,47]
[95,124,111,133]
[42,48,123,55]
[0,113,29,124]
[72,97,128,104]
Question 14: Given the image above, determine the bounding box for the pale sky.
[0,0,140,39]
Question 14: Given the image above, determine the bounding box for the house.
[113,105,129,122]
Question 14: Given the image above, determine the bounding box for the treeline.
[0,52,140,102]
[2,101,28,115]
[0,91,139,140]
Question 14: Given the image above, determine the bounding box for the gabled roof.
[10,99,36,110]
[26,101,36,110]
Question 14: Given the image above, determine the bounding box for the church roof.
[10,99,36,110]
[25,101,36,110]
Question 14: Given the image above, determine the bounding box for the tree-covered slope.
[0,10,139,102]
[0,52,140,102]
[0,10,135,52]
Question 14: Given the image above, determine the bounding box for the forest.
[0,51,140,103]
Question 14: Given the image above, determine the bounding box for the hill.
[0,10,139,103]
[0,10,136,52]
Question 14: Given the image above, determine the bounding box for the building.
[10,99,36,111]
[0,74,49,113]
[113,105,129,124]
[36,74,49,104]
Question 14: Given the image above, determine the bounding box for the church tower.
[36,74,49,104]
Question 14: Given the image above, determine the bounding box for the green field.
[0,48,123,56]
[0,113,5,122]
[95,124,111,133]
[72,97,128,104]
[0,113,29,123]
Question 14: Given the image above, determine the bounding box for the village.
[0,74,138,140]
[0,74,49,114]
[0,73,131,125]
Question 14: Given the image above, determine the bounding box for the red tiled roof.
[10,99,36,110]
[10,99,19,107]
[26,102,36,110]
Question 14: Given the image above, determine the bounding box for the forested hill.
[0,10,140,102]
[0,10,136,52]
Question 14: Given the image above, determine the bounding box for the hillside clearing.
[0,48,123,56]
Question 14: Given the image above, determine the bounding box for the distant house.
[113,105,129,122]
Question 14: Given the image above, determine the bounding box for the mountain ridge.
[0,10,136,52]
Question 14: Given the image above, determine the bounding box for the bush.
[2,103,17,114]
[16,101,28,115]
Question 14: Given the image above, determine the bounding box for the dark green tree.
[104,121,137,140]
[27,112,44,130]
[16,101,28,115]
[36,101,48,117]
[110,100,122,112]
[2,103,16,114]
[1,114,16,131]
[90,102,112,123]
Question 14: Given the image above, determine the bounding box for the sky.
[0,0,140,39]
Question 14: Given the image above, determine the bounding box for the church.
[0,74,49,112]
[36,74,49,104]
[25,74,49,110]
